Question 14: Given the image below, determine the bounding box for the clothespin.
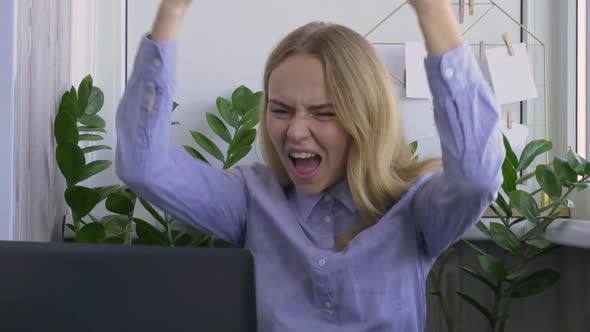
[469,0,474,15]
[506,111,513,129]
[501,32,515,56]
[479,41,486,59]
[459,0,465,24]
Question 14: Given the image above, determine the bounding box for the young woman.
[116,0,505,330]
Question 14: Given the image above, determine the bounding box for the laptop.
[0,241,257,332]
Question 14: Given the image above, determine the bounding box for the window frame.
[0,0,16,240]
[580,0,588,159]
[71,0,126,189]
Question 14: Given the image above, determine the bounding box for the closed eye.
[270,109,290,115]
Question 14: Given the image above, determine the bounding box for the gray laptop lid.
[0,241,257,332]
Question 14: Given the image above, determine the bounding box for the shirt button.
[444,67,454,79]
[154,58,162,67]
[318,258,326,267]
[325,196,333,203]
[324,301,332,309]
[324,216,332,223]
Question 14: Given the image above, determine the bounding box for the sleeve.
[410,42,505,258]
[115,35,248,246]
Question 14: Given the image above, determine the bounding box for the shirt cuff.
[424,42,487,98]
[131,34,178,83]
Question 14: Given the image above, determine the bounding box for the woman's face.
[266,53,352,194]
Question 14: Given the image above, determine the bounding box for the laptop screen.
[0,241,257,332]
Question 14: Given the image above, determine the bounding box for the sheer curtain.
[14,0,71,241]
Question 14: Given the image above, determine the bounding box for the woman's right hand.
[150,0,194,42]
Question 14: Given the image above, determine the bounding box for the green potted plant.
[427,137,590,332]
[54,75,262,247]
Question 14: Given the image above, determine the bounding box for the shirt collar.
[293,180,357,221]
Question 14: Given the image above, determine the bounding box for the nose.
[286,111,311,142]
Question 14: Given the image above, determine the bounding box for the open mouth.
[288,152,322,180]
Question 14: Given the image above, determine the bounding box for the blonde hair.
[259,22,442,249]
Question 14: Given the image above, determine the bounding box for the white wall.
[0,0,16,240]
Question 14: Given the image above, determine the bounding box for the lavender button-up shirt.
[116,36,504,332]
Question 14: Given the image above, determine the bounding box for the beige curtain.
[14,0,71,241]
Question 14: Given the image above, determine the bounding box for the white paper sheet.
[405,42,432,99]
[395,85,435,139]
[486,43,538,105]
[373,44,405,85]
[499,121,530,156]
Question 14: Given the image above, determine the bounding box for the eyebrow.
[268,99,334,111]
